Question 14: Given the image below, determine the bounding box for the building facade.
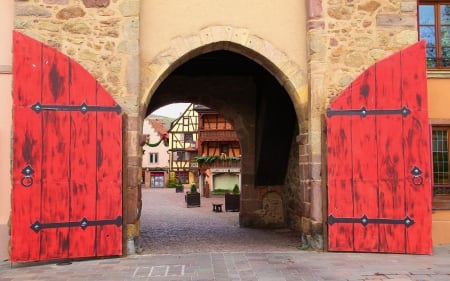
[1,0,450,261]
[141,117,170,188]
[167,104,199,187]
[194,104,241,195]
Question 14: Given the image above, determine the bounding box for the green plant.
[190,183,197,193]
[232,184,240,195]
[167,178,179,188]
[194,155,241,165]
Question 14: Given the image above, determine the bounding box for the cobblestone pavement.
[1,188,450,281]
[138,187,303,254]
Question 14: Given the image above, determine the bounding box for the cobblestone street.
[2,187,450,280]
[138,187,303,255]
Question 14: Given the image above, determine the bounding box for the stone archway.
[136,25,322,249]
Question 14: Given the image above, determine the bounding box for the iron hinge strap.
[326,106,411,118]
[328,214,414,227]
[31,102,121,114]
[30,216,122,233]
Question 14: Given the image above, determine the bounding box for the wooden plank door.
[11,31,123,262]
[327,40,432,254]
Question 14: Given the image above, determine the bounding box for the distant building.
[142,117,171,188]
[194,105,241,196]
[167,104,199,187]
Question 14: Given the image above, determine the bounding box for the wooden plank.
[375,51,406,253]
[350,67,379,252]
[39,44,70,260]
[327,87,353,180]
[401,41,432,254]
[96,83,122,256]
[328,179,354,251]
[327,87,354,251]
[10,31,43,262]
[68,59,98,258]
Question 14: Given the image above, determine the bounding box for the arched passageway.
[140,49,304,252]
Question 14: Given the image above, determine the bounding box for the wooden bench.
[212,203,223,212]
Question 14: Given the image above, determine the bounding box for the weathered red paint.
[11,31,123,262]
[327,40,432,254]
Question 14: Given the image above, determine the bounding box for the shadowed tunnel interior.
[146,50,297,186]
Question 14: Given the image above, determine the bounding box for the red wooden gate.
[327,41,432,254]
[11,31,123,262]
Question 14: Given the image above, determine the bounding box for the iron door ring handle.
[21,176,33,187]
[412,175,423,186]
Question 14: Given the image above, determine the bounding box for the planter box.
[225,194,240,212]
[175,185,184,193]
[185,192,201,207]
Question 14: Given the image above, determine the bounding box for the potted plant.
[185,183,200,207]
[175,179,184,193]
[225,183,240,212]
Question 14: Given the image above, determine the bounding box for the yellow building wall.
[0,0,13,261]
[428,78,450,245]
[140,0,307,73]
[428,78,450,121]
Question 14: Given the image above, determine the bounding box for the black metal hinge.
[30,216,122,233]
[328,214,414,227]
[31,102,121,114]
[327,106,411,118]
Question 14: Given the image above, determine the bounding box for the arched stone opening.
[138,27,319,249]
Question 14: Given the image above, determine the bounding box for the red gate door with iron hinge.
[11,31,123,262]
[327,40,432,254]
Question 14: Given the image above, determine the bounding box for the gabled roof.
[148,118,167,137]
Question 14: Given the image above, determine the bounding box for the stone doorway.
[139,48,306,252]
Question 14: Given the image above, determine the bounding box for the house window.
[149,153,158,164]
[184,133,193,143]
[175,171,189,184]
[220,144,229,155]
[432,128,450,189]
[419,2,450,68]
[183,117,189,126]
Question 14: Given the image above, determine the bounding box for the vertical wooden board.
[11,107,42,262]
[12,31,42,106]
[400,42,432,254]
[349,69,379,252]
[39,181,70,260]
[403,112,432,254]
[328,179,354,251]
[11,32,43,262]
[353,181,379,252]
[96,84,122,256]
[68,60,98,258]
[327,88,353,180]
[400,41,428,111]
[374,53,406,253]
[378,180,406,253]
[327,87,354,251]
[39,45,70,260]
[351,69,377,181]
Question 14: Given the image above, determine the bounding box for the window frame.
[419,1,450,69]
[432,126,450,189]
[149,152,158,164]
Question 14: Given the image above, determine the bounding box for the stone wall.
[14,0,140,114]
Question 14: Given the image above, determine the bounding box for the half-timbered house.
[167,104,199,187]
[194,105,241,196]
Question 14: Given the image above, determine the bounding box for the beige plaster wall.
[0,0,14,261]
[140,0,307,74]
[428,78,450,121]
